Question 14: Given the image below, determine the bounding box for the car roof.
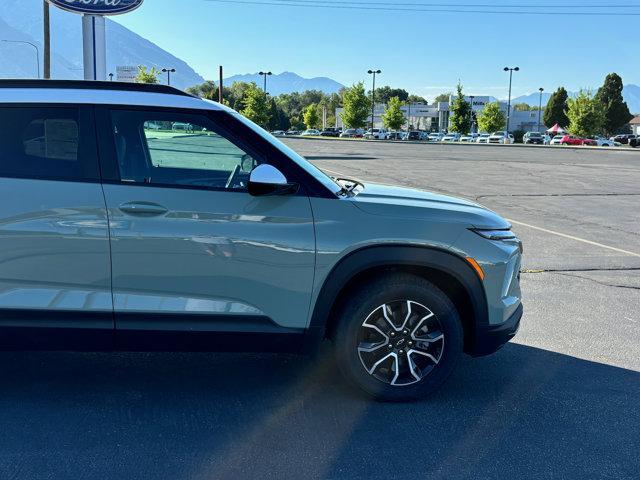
[0,79,228,112]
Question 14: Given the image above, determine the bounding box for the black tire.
[332,273,463,401]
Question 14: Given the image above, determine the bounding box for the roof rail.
[0,79,195,98]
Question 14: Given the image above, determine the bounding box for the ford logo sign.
[46,0,144,16]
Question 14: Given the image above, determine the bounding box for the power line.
[204,0,640,15]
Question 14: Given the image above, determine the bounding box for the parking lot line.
[508,219,640,257]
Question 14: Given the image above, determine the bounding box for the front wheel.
[332,273,463,401]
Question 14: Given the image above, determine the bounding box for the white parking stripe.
[508,219,640,257]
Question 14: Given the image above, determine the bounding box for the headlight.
[470,228,517,241]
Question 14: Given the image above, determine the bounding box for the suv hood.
[350,182,510,229]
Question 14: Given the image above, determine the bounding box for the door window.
[0,106,98,181]
[110,110,261,190]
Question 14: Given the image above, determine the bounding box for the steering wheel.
[225,164,241,189]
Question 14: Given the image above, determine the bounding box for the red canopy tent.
[547,124,567,134]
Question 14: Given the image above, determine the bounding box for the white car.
[428,132,445,142]
[550,135,564,145]
[363,128,389,140]
[476,133,491,143]
[460,133,478,143]
[301,129,321,136]
[442,133,461,142]
[488,131,514,144]
[592,136,615,147]
[271,130,286,136]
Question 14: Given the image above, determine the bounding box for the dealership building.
[335,95,546,133]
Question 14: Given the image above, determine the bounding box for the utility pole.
[503,66,520,133]
[367,69,381,130]
[538,87,544,132]
[43,1,51,79]
[469,95,475,133]
[219,65,223,103]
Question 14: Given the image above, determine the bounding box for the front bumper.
[470,303,523,356]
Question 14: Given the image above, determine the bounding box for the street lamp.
[108,73,114,82]
[538,87,544,133]
[503,66,519,133]
[259,71,272,95]
[162,68,176,86]
[1,39,40,78]
[469,95,475,133]
[367,69,382,131]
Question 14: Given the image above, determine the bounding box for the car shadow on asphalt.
[0,343,637,480]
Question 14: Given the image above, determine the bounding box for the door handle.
[119,202,169,216]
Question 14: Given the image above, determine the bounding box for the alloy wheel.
[357,300,445,387]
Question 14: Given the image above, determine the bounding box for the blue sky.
[114,0,638,99]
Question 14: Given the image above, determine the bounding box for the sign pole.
[82,14,107,81]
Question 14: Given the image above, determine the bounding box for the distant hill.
[224,71,345,95]
[512,85,640,114]
[0,0,204,89]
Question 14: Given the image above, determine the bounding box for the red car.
[554,135,596,146]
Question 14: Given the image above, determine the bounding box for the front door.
[98,107,316,350]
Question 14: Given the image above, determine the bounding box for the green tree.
[266,98,290,131]
[544,87,569,127]
[382,96,406,131]
[449,83,472,133]
[303,103,320,129]
[369,86,409,104]
[341,82,370,129]
[240,83,270,128]
[513,103,532,111]
[407,94,428,104]
[566,89,605,137]
[595,73,633,136]
[135,65,160,84]
[477,101,506,133]
[186,80,218,100]
[434,93,451,103]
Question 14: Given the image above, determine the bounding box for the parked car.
[552,134,591,146]
[285,129,300,136]
[0,79,523,401]
[523,132,544,145]
[301,129,321,136]
[611,134,636,145]
[476,133,491,143]
[364,128,389,140]
[320,128,340,137]
[340,128,358,138]
[442,133,461,142]
[403,131,423,141]
[550,135,565,145]
[630,137,639,148]
[460,133,479,143]
[387,131,404,140]
[488,131,515,144]
[592,136,615,147]
[272,130,286,136]
[428,132,445,142]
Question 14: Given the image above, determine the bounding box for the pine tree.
[449,83,472,134]
[544,87,569,127]
[595,73,633,136]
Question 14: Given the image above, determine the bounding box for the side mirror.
[248,164,299,196]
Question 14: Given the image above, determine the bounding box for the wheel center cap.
[395,337,407,348]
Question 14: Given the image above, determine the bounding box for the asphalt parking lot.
[1,140,638,480]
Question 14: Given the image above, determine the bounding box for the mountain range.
[223,71,344,95]
[0,0,204,89]
[512,85,640,114]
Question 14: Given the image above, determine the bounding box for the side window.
[110,110,261,190]
[0,106,98,181]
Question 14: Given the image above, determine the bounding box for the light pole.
[503,66,519,133]
[469,95,475,133]
[108,73,114,82]
[2,39,40,78]
[367,69,381,131]
[259,71,272,96]
[538,87,544,132]
[162,68,176,86]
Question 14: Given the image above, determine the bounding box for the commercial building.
[335,94,546,133]
[630,115,640,136]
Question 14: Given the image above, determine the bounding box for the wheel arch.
[308,245,489,354]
